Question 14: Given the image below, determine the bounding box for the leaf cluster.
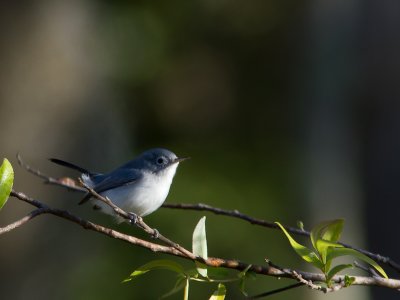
[275,219,387,287]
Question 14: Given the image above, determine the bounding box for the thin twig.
[17,153,85,192]
[6,190,400,291]
[9,190,185,256]
[163,203,306,234]
[354,261,380,278]
[0,208,48,234]
[15,155,400,275]
[265,259,346,294]
[291,271,327,292]
[246,283,304,299]
[163,203,400,273]
[77,179,196,259]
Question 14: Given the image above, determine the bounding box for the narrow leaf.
[239,277,247,297]
[183,279,189,300]
[160,276,187,299]
[327,248,388,279]
[275,222,323,269]
[123,260,185,283]
[310,219,344,251]
[238,264,252,279]
[209,283,226,300]
[193,216,208,277]
[321,219,344,243]
[315,238,343,264]
[326,264,353,282]
[0,158,14,210]
[238,265,253,296]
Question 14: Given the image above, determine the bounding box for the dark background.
[0,1,399,299]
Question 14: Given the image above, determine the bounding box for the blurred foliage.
[0,0,319,299]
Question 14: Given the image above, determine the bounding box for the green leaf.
[310,219,344,251]
[238,272,256,297]
[193,216,208,277]
[326,264,353,283]
[315,239,343,265]
[327,247,388,279]
[0,158,14,210]
[122,260,185,283]
[209,283,226,300]
[310,219,345,268]
[239,277,247,297]
[275,222,323,269]
[238,264,252,279]
[238,265,253,296]
[344,275,356,287]
[160,276,187,299]
[321,219,344,243]
[183,279,189,300]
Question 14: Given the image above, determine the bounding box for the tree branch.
[17,153,86,192]
[6,190,400,291]
[20,154,400,273]
[0,208,47,234]
[9,190,185,256]
[162,203,400,274]
[10,155,400,293]
[77,179,195,259]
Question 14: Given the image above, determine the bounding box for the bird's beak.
[174,157,190,164]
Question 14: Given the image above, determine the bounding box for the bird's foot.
[128,212,141,225]
[151,228,160,239]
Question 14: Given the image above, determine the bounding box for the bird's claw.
[128,212,139,225]
[152,229,160,239]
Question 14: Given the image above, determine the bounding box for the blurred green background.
[1,1,399,299]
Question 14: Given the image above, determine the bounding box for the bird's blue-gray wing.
[94,168,143,193]
[79,168,142,205]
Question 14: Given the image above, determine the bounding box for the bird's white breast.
[96,163,179,221]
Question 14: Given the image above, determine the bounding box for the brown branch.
[77,179,196,259]
[163,202,303,233]
[14,156,400,289]
[5,190,400,291]
[17,153,86,192]
[163,202,400,274]
[0,208,47,234]
[9,190,185,256]
[290,270,345,293]
[17,154,400,274]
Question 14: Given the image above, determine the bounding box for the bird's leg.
[127,212,159,239]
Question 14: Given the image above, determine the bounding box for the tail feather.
[49,158,91,175]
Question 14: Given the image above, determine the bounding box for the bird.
[50,148,189,222]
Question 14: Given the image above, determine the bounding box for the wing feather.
[79,168,142,205]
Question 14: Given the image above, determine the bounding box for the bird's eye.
[157,157,166,165]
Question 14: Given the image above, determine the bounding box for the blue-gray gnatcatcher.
[50,148,188,222]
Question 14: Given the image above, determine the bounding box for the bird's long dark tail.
[49,158,91,174]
